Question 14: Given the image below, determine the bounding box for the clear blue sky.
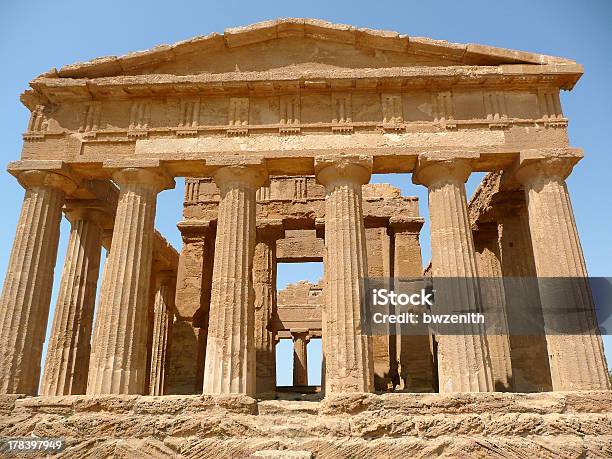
[0,0,610,388]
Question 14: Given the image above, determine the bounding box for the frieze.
[21,87,570,150]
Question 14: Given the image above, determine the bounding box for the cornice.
[25,64,582,105]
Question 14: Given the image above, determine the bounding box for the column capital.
[212,164,268,191]
[291,329,310,340]
[412,151,478,188]
[389,216,424,234]
[16,170,77,195]
[256,218,284,241]
[101,229,113,251]
[112,167,174,192]
[177,219,216,242]
[315,154,373,188]
[64,206,114,229]
[515,149,583,186]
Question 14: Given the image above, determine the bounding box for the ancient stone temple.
[0,18,610,457]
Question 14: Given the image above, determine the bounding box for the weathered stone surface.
[414,153,493,393]
[254,220,283,393]
[202,165,267,394]
[87,168,173,395]
[515,151,610,391]
[0,392,610,458]
[148,271,174,395]
[41,208,104,396]
[0,171,75,395]
[316,155,374,394]
[291,332,309,386]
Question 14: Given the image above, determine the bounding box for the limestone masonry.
[0,18,610,458]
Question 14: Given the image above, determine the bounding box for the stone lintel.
[206,155,266,168]
[256,218,285,241]
[389,216,425,234]
[276,329,322,340]
[17,147,550,179]
[276,236,324,263]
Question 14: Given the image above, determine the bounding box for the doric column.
[149,270,175,395]
[413,152,493,393]
[41,207,107,396]
[389,217,435,392]
[292,330,309,386]
[515,150,610,390]
[87,168,173,395]
[0,170,76,395]
[315,155,374,394]
[495,191,552,391]
[254,220,284,393]
[202,165,268,394]
[472,223,512,391]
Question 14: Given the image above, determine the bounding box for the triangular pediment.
[43,18,575,80]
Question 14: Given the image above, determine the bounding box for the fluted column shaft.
[413,154,493,393]
[496,193,552,392]
[202,165,267,394]
[516,153,610,390]
[254,221,283,393]
[292,331,309,386]
[315,155,374,394]
[473,224,513,391]
[149,271,174,395]
[0,170,75,395]
[87,168,172,395]
[41,209,105,395]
